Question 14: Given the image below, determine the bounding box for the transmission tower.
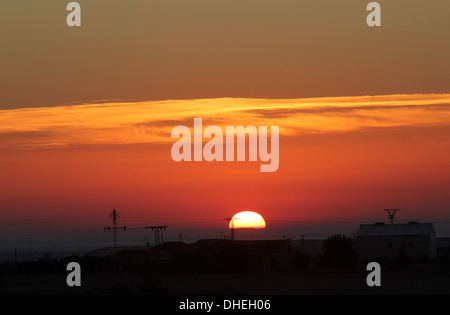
[225,217,239,240]
[104,209,126,252]
[384,208,400,224]
[145,226,167,246]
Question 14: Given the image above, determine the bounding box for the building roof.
[357,222,434,237]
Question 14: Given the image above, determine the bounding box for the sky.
[0,1,449,252]
[1,0,450,109]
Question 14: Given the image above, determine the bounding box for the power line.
[0,215,105,228]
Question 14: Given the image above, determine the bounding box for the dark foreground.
[2,238,450,295]
[1,268,450,295]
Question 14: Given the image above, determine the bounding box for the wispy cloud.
[1,94,449,149]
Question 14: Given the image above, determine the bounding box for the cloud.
[0,94,449,150]
[244,103,450,118]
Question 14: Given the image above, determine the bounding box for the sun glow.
[230,211,266,229]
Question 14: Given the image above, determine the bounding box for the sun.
[230,211,266,229]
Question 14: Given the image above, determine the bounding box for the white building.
[357,222,437,261]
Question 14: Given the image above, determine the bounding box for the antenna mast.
[384,208,400,224]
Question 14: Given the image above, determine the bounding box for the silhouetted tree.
[293,250,311,269]
[317,234,357,268]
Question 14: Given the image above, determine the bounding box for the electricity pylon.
[104,209,126,253]
[145,226,167,246]
[225,217,239,240]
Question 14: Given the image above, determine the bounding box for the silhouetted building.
[357,222,437,261]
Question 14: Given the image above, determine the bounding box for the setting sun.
[230,211,266,229]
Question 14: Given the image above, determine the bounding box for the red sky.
[0,1,450,248]
[0,95,449,245]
